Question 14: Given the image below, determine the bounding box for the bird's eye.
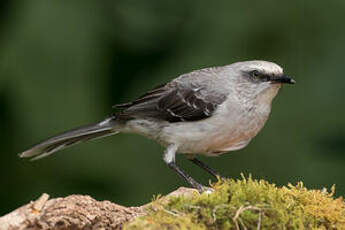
[251,70,260,78]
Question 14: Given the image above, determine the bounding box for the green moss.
[124,175,345,230]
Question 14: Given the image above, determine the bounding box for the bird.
[19,60,295,192]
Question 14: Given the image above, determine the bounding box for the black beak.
[271,74,296,84]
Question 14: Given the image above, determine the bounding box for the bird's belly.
[194,127,254,156]
[160,114,266,155]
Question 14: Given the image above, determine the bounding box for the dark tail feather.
[19,118,118,160]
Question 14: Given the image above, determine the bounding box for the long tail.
[19,117,119,160]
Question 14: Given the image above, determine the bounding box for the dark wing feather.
[114,82,227,123]
[115,83,167,109]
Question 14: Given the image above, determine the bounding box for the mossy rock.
[124,175,345,230]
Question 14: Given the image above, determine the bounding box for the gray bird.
[20,60,295,192]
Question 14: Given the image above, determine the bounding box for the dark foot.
[189,158,226,180]
[168,162,208,193]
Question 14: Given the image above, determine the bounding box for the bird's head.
[230,60,295,102]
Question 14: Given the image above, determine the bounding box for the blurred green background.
[1,0,345,215]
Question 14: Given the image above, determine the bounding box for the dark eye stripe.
[261,74,271,81]
[246,70,271,82]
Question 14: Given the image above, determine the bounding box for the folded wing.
[115,81,228,122]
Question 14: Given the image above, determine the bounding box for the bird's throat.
[257,84,281,106]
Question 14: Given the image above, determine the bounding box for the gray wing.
[114,81,228,123]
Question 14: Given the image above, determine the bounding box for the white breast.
[158,101,266,155]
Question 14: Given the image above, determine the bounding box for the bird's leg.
[188,156,226,180]
[163,145,206,193]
